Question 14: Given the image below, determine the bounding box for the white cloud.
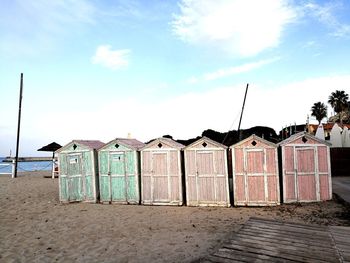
[91,45,131,70]
[3,74,350,156]
[305,2,350,38]
[204,57,280,81]
[20,75,350,152]
[172,0,297,56]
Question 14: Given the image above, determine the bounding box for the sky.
[1,0,350,156]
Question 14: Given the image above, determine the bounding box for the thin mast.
[14,73,23,178]
[237,83,249,141]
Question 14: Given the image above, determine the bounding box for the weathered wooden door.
[245,149,265,203]
[152,152,169,202]
[67,154,83,201]
[196,151,215,202]
[296,147,317,201]
[109,152,127,202]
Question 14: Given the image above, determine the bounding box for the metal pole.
[237,83,249,141]
[14,73,23,178]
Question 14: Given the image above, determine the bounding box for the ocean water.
[0,157,52,174]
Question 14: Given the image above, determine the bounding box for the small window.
[202,142,207,147]
[158,143,163,148]
[251,141,257,146]
[73,144,77,150]
[69,157,78,164]
[302,136,308,143]
[115,144,119,148]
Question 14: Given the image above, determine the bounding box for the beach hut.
[98,138,145,204]
[56,140,104,203]
[279,132,332,203]
[140,138,184,205]
[184,137,230,207]
[231,135,280,206]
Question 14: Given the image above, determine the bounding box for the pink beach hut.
[140,138,184,205]
[231,135,280,206]
[184,137,230,207]
[279,132,332,203]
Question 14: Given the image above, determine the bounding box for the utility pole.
[14,73,23,178]
[237,83,249,141]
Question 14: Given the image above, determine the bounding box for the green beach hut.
[56,140,104,203]
[98,138,145,204]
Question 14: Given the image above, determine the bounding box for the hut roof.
[101,138,145,150]
[56,140,105,153]
[230,134,277,148]
[184,136,227,149]
[278,131,331,146]
[141,137,184,150]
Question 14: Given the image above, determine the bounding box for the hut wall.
[281,136,332,203]
[232,136,280,206]
[184,139,230,207]
[141,144,183,205]
[58,146,98,203]
[98,142,140,204]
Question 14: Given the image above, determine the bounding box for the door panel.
[127,176,137,200]
[198,177,215,201]
[67,154,82,201]
[111,177,126,201]
[296,148,316,201]
[100,176,110,201]
[110,153,126,201]
[197,152,214,175]
[152,153,169,201]
[197,152,215,202]
[246,151,265,203]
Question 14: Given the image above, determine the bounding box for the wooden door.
[296,147,317,201]
[152,152,169,202]
[245,149,265,203]
[283,146,297,202]
[67,154,83,201]
[196,151,215,202]
[109,152,127,202]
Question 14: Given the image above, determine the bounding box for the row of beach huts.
[56,132,332,206]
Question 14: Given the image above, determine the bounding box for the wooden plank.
[246,220,330,236]
[226,237,337,257]
[244,224,331,239]
[201,218,344,263]
[249,217,328,231]
[204,255,245,263]
[239,228,334,246]
[224,240,338,262]
[233,232,335,252]
[244,224,330,240]
[234,232,335,250]
[214,248,297,263]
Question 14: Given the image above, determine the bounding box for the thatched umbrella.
[38,142,62,178]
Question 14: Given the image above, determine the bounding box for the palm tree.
[311,102,327,124]
[328,90,349,124]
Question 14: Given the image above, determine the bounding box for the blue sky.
[1,0,350,156]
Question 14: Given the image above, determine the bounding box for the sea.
[0,157,52,174]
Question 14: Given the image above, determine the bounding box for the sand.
[0,171,349,263]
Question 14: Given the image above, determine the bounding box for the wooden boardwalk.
[197,217,350,263]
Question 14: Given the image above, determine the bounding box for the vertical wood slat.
[140,138,183,205]
[231,135,280,206]
[279,132,332,203]
[98,139,144,204]
[57,140,103,203]
[184,137,230,207]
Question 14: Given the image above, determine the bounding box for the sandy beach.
[0,171,349,263]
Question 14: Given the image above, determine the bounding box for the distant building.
[308,123,350,140]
